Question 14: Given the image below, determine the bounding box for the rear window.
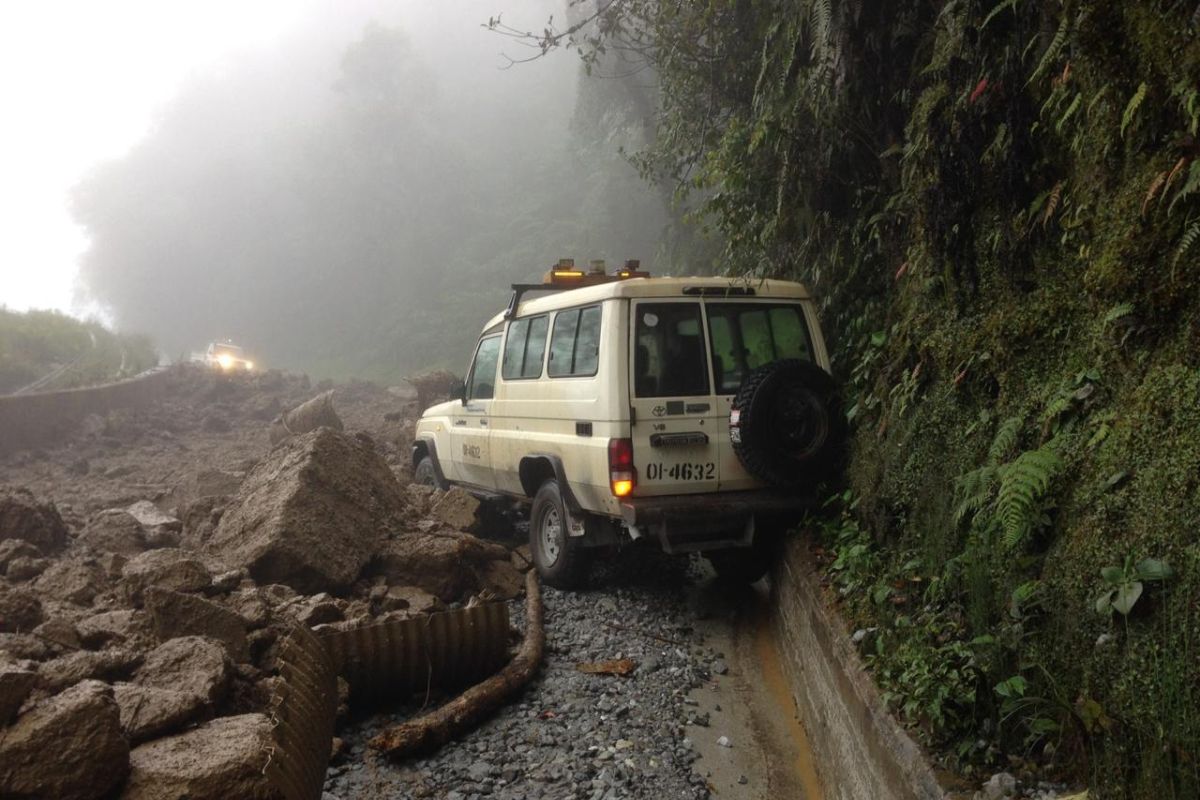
[548,305,602,378]
[707,303,813,393]
[634,303,709,397]
[502,315,549,380]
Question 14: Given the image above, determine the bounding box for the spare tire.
[729,359,846,488]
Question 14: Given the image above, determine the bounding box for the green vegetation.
[0,307,157,394]
[543,0,1199,795]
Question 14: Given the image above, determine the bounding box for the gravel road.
[324,550,776,800]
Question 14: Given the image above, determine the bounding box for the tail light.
[608,438,636,497]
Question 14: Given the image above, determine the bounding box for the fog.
[70,0,688,380]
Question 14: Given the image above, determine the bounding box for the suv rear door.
[705,300,818,491]
[628,300,721,496]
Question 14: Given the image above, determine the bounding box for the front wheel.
[414,455,447,490]
[530,480,589,589]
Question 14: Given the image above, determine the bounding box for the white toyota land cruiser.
[413,260,844,587]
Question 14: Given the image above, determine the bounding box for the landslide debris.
[0,368,527,799]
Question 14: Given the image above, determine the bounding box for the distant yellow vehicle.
[204,342,255,372]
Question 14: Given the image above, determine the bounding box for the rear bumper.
[618,490,814,553]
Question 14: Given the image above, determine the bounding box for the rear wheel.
[530,480,589,589]
[414,455,446,490]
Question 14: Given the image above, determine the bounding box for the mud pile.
[0,382,519,800]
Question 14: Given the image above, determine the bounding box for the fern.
[996,446,1063,550]
[1055,93,1081,134]
[1168,161,1200,215]
[1042,181,1063,228]
[1143,170,1167,216]
[1174,220,1200,273]
[988,416,1024,464]
[1027,12,1070,87]
[1120,82,1147,139]
[1102,302,1133,326]
[955,464,998,525]
[981,0,1018,32]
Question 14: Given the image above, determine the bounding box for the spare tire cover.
[728,359,846,488]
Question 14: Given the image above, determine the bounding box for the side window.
[466,335,501,400]
[548,305,602,378]
[502,315,548,380]
[634,303,709,397]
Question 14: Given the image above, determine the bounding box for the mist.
[71,0,683,381]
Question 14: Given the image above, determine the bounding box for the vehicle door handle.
[453,420,466,426]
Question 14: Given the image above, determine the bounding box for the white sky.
[0,0,321,316]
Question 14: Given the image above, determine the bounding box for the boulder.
[208,428,405,593]
[33,559,109,606]
[78,609,152,648]
[5,556,49,582]
[368,531,512,602]
[82,509,150,555]
[144,587,249,661]
[0,539,41,571]
[124,501,183,537]
[0,666,35,724]
[121,548,211,605]
[134,636,231,705]
[282,592,344,627]
[36,648,142,693]
[430,486,481,531]
[0,680,129,800]
[113,682,208,744]
[0,488,68,552]
[32,617,83,650]
[0,587,43,632]
[119,713,281,800]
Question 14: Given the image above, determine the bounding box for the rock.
[285,593,344,626]
[378,584,443,615]
[83,509,151,555]
[0,539,41,571]
[0,488,68,552]
[78,609,152,648]
[367,531,509,602]
[0,680,129,800]
[0,633,51,660]
[121,548,211,605]
[0,666,36,724]
[134,636,232,705]
[983,772,1018,799]
[477,558,525,600]
[185,468,245,500]
[145,587,249,661]
[717,735,732,748]
[210,568,247,594]
[119,713,281,800]
[711,659,729,675]
[32,617,83,649]
[36,648,142,692]
[98,551,129,578]
[178,496,225,550]
[225,588,272,629]
[124,500,183,533]
[113,682,209,744]
[5,555,49,582]
[208,428,405,593]
[430,486,481,531]
[33,559,109,606]
[0,587,43,632]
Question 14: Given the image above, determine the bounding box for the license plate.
[645,462,716,481]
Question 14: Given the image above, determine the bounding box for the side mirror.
[451,378,466,404]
